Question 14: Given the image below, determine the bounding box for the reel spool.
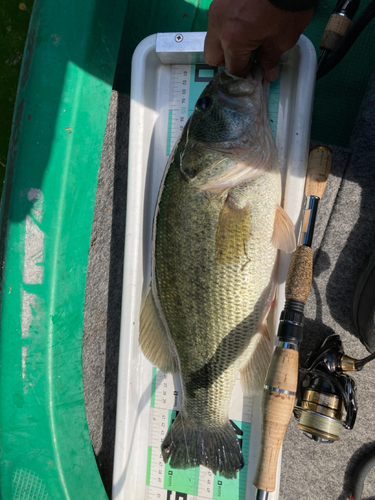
[294,335,358,443]
[297,390,344,442]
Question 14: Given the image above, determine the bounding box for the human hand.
[204,0,314,81]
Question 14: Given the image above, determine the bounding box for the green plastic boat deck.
[1,0,375,499]
[0,0,127,498]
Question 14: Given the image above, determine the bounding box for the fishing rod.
[317,0,375,80]
[318,0,361,72]
[252,147,375,498]
[250,2,375,494]
[252,146,332,499]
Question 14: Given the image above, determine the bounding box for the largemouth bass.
[140,68,296,479]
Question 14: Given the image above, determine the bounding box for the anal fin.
[139,290,179,373]
[271,204,296,254]
[240,325,272,394]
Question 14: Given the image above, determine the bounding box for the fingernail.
[265,66,279,82]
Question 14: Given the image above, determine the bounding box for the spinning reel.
[293,334,375,443]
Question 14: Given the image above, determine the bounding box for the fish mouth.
[215,67,263,98]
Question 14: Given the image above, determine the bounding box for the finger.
[258,15,310,81]
[222,46,253,78]
[204,3,226,67]
[260,60,280,82]
[220,30,260,78]
[204,30,225,67]
[205,27,254,77]
[258,43,286,82]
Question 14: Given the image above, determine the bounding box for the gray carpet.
[83,71,375,498]
[83,91,129,497]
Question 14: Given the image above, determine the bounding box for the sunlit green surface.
[0,0,127,497]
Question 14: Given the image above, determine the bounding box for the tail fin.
[161,413,244,479]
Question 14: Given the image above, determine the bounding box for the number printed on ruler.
[167,65,191,155]
[149,407,171,448]
[154,370,181,411]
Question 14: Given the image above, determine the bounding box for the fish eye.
[196,96,212,111]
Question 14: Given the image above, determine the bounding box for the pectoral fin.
[215,196,251,264]
[139,289,179,373]
[271,204,296,254]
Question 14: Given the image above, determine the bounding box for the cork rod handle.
[285,246,313,302]
[253,347,299,491]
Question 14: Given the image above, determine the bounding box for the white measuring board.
[114,32,317,500]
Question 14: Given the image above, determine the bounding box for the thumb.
[258,45,284,82]
[204,31,225,68]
